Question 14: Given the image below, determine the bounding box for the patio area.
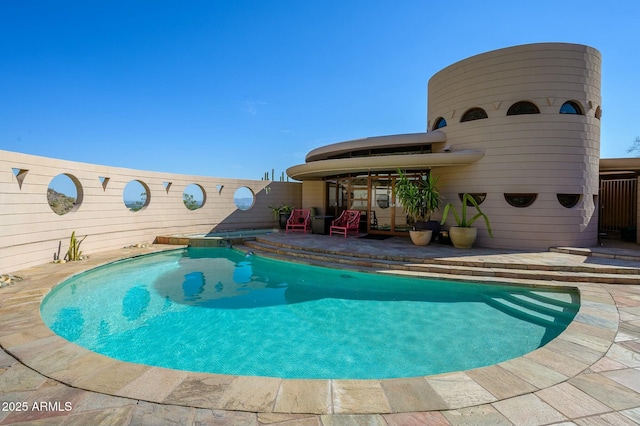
[0,234,639,425]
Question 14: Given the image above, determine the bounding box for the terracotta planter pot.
[409,230,432,246]
[449,226,477,249]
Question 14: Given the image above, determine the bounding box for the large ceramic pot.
[409,230,432,246]
[449,226,477,249]
[278,213,291,229]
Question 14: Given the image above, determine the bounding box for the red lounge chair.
[330,210,361,238]
[286,209,311,233]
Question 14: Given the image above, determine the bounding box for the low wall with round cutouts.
[1,150,301,273]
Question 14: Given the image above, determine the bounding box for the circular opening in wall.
[234,186,254,211]
[557,194,581,209]
[48,173,83,215]
[123,180,150,212]
[458,193,486,206]
[183,183,206,210]
[504,193,537,208]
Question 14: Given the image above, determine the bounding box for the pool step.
[243,239,640,285]
[483,290,579,328]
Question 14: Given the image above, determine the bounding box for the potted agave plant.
[440,193,493,248]
[269,202,294,229]
[395,170,442,245]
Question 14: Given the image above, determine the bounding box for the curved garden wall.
[0,150,300,273]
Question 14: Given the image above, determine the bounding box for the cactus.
[65,231,87,261]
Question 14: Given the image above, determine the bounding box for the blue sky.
[2,1,639,183]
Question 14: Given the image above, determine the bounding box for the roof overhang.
[600,157,640,173]
[305,131,447,162]
[287,150,485,180]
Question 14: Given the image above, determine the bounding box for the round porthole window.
[557,194,581,209]
[48,173,83,215]
[183,183,206,210]
[504,193,537,208]
[123,180,150,212]
[234,186,254,211]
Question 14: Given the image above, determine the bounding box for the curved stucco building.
[288,43,602,249]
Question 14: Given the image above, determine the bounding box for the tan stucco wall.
[0,150,301,273]
[301,180,326,216]
[428,43,601,249]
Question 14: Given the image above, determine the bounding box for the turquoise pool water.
[41,248,579,379]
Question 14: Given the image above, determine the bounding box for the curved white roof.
[305,132,446,162]
[287,150,484,180]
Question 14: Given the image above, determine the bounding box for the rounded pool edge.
[1,245,620,415]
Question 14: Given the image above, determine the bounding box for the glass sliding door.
[326,172,426,235]
[370,176,392,232]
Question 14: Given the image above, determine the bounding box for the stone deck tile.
[319,414,389,426]
[74,359,149,395]
[542,337,605,365]
[442,404,512,425]
[621,407,640,424]
[555,328,613,354]
[273,379,332,414]
[602,368,640,393]
[37,351,117,386]
[331,380,391,414]
[13,340,88,377]
[465,365,537,400]
[568,372,640,411]
[0,363,47,393]
[566,319,618,342]
[424,372,497,410]
[162,372,236,408]
[535,382,612,418]
[605,343,640,368]
[523,347,591,377]
[116,366,189,402]
[383,411,451,426]
[379,376,448,412]
[258,412,322,425]
[574,411,640,426]
[218,375,281,412]
[498,357,568,389]
[492,393,567,425]
[589,355,629,372]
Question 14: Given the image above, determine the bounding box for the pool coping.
[0,244,623,415]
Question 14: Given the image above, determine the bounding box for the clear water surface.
[41,248,579,379]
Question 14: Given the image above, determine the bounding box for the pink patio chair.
[286,209,311,233]
[329,210,361,238]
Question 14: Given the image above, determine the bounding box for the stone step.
[243,239,640,285]
[254,238,639,275]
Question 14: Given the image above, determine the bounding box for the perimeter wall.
[0,150,301,273]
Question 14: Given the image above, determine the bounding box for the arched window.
[507,101,540,115]
[504,193,537,208]
[559,101,583,115]
[557,194,581,208]
[458,193,486,206]
[460,108,488,122]
[432,117,447,130]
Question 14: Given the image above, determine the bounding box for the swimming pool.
[41,247,580,379]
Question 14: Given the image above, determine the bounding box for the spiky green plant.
[65,231,87,261]
[440,193,493,237]
[395,170,441,223]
